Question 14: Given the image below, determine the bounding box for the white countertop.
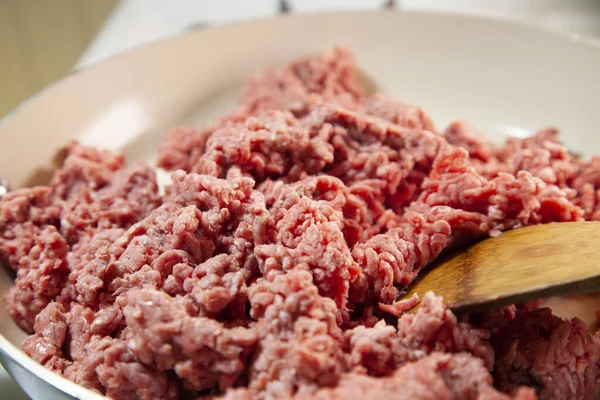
[3,1,600,398]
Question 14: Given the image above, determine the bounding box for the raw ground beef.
[2,47,600,399]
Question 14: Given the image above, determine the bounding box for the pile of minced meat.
[2,47,600,400]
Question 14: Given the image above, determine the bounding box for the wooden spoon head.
[401,222,600,316]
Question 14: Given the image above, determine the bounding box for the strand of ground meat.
[0,144,160,331]
[14,165,275,398]
[157,46,364,173]
[239,269,528,399]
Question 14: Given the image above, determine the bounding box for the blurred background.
[0,0,117,118]
[1,0,600,120]
[0,0,599,398]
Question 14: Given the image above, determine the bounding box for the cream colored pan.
[1,11,599,400]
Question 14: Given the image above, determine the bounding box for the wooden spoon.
[400,221,600,314]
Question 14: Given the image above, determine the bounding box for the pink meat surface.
[2,47,600,399]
